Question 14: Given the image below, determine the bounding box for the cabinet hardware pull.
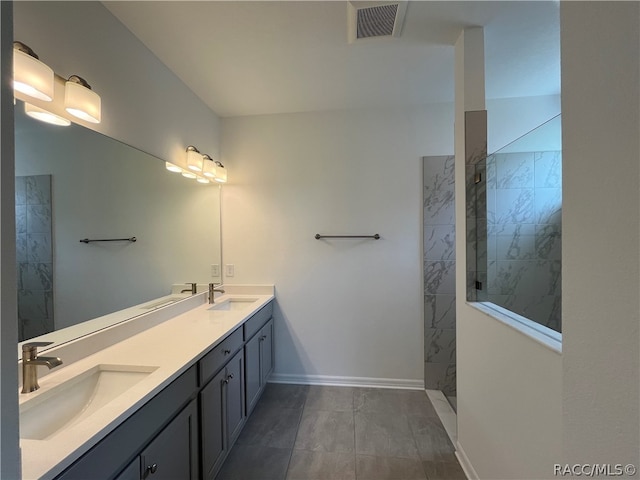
[228,373,234,380]
[223,378,229,384]
[223,349,231,355]
[146,463,158,474]
[259,335,267,341]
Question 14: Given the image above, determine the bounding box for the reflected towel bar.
[315,234,380,240]
[79,237,137,244]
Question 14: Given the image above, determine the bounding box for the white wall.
[561,2,639,468]
[221,104,453,386]
[13,1,220,165]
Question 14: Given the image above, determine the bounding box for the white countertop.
[19,287,274,480]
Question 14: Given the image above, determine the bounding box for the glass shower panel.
[481,115,562,332]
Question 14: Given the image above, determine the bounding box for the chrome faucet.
[181,282,198,294]
[209,283,225,304]
[21,342,62,394]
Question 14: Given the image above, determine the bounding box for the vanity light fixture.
[202,154,217,178]
[13,42,54,102]
[181,170,197,179]
[196,176,210,184]
[186,145,203,172]
[213,161,227,183]
[165,162,182,173]
[65,75,101,124]
[24,102,71,126]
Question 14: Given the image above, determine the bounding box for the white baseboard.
[456,440,479,480]
[268,373,424,390]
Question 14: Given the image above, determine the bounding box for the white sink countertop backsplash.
[19,285,274,480]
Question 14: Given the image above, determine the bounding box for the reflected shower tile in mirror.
[26,175,52,205]
[18,290,53,322]
[534,151,562,188]
[16,234,28,262]
[16,205,27,234]
[495,189,534,225]
[424,225,455,261]
[495,152,534,189]
[26,205,52,234]
[22,263,53,291]
[424,261,456,295]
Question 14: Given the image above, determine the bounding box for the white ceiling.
[103,1,560,118]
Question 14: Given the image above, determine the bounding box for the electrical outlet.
[211,264,220,277]
[225,264,235,277]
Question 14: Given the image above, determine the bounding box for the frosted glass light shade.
[181,170,197,179]
[13,48,54,102]
[214,166,227,183]
[165,162,182,173]
[25,103,71,126]
[65,79,101,123]
[186,146,203,172]
[203,155,217,178]
[196,176,210,184]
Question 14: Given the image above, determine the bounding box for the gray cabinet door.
[225,349,245,446]
[140,399,199,480]
[260,319,274,384]
[114,460,139,480]
[200,368,227,480]
[245,332,261,415]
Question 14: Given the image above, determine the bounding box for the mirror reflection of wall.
[15,101,222,342]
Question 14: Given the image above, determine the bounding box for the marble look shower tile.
[286,451,355,480]
[18,290,53,321]
[21,263,53,291]
[488,260,535,296]
[486,154,497,189]
[535,188,562,224]
[26,205,52,234]
[496,232,535,260]
[495,189,534,225]
[423,173,455,226]
[354,410,419,459]
[491,223,536,237]
[21,317,54,341]
[424,295,456,329]
[535,151,562,188]
[495,152,534,189]
[466,218,477,272]
[424,363,456,396]
[294,410,354,453]
[355,455,427,480]
[26,175,51,205]
[16,234,28,263]
[15,177,26,205]
[424,225,455,261]
[304,386,354,412]
[424,328,456,364]
[27,233,52,263]
[16,205,27,234]
[534,260,562,296]
[424,261,456,295]
[535,224,562,260]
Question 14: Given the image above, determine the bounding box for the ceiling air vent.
[347,1,407,43]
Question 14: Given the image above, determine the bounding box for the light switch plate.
[225,264,235,277]
[211,264,220,277]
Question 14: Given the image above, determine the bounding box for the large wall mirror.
[15,101,222,346]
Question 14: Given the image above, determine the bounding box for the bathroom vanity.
[18,286,275,480]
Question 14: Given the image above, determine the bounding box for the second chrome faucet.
[209,283,225,304]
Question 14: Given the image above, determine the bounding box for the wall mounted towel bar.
[315,234,380,240]
[79,237,137,244]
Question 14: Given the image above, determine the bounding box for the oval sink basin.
[20,364,157,440]
[209,297,259,311]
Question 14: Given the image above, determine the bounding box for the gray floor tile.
[422,458,467,480]
[304,385,355,412]
[354,388,439,417]
[355,410,420,459]
[286,450,356,480]
[216,445,291,480]
[261,383,309,409]
[355,454,427,480]
[408,414,456,462]
[294,410,355,453]
[236,402,302,449]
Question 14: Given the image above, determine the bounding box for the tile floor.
[216,384,466,480]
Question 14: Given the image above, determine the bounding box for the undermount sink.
[20,364,158,440]
[209,297,259,311]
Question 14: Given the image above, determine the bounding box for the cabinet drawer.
[243,302,273,340]
[200,327,243,385]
